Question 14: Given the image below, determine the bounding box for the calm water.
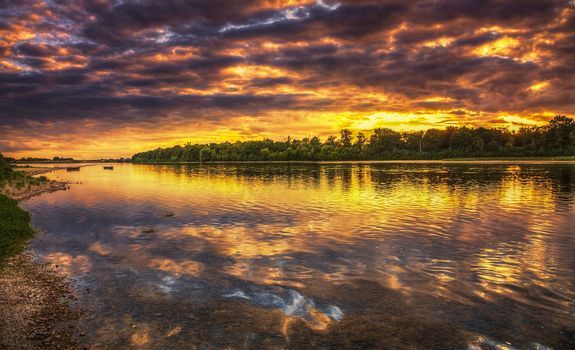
[23,163,575,349]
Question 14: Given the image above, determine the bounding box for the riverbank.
[1,166,71,201]
[0,167,80,349]
[132,157,575,165]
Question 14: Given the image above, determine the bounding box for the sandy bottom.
[0,253,81,350]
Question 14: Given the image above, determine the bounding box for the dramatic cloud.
[0,0,574,158]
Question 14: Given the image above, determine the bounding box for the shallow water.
[23,163,575,349]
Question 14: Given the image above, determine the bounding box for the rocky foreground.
[0,253,81,349]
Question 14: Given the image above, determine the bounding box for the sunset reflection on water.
[23,163,575,349]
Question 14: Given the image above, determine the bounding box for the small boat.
[66,167,80,171]
[103,166,114,170]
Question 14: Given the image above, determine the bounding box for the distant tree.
[0,153,13,176]
[370,128,401,155]
[355,132,366,150]
[422,129,448,153]
[310,136,321,147]
[260,148,270,160]
[402,131,424,154]
[546,116,575,154]
[130,116,575,162]
[340,129,353,148]
[200,146,211,162]
[326,135,337,146]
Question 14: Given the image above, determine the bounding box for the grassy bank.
[1,155,41,265]
[0,164,49,188]
[0,194,35,265]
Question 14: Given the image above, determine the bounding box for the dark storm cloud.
[250,77,293,87]
[410,0,564,24]
[14,43,57,56]
[1,0,574,155]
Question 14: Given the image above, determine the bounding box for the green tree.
[130,117,575,162]
[200,146,211,162]
[260,148,270,160]
[370,128,401,155]
[340,129,353,148]
[355,132,366,150]
[326,135,337,146]
[546,116,575,153]
[310,137,321,147]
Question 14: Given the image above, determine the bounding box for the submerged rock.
[467,335,554,350]
[223,285,344,328]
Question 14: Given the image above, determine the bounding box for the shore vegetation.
[0,154,37,265]
[132,116,575,163]
[0,193,35,265]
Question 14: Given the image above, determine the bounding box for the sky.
[1,0,574,159]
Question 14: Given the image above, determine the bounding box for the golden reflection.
[147,258,204,278]
[42,163,574,311]
[476,246,521,293]
[386,273,404,291]
[130,326,151,348]
[280,306,337,339]
[469,168,562,298]
[43,252,90,276]
[165,326,182,337]
[89,242,113,256]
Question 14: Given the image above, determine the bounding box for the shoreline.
[0,167,80,350]
[1,167,71,201]
[132,158,575,165]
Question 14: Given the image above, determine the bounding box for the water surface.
[23,163,575,349]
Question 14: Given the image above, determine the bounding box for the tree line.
[0,153,21,182]
[0,154,9,173]
[131,116,575,163]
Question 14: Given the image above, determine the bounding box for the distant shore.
[132,157,575,165]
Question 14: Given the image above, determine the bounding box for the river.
[22,163,575,349]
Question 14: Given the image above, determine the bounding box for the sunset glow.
[1,0,574,158]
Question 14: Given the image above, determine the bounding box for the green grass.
[0,194,35,266]
[0,165,49,190]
